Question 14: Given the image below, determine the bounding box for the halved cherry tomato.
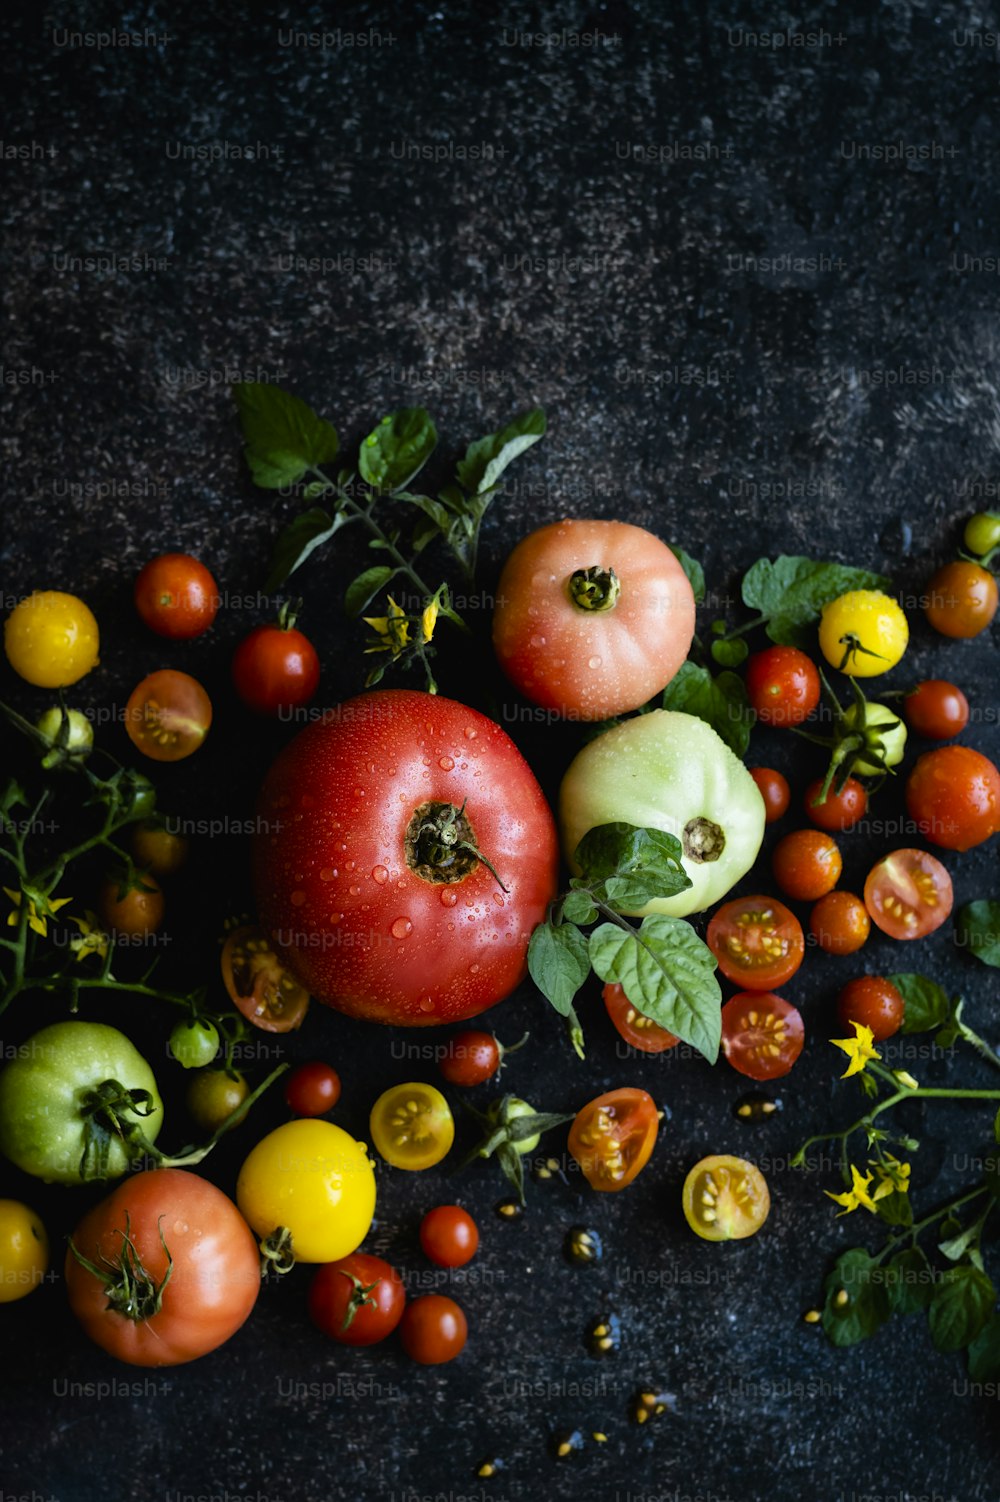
[682,1155,770,1241]
[721,993,804,1081]
[804,778,868,833]
[308,1253,405,1346]
[399,1294,468,1364]
[419,1206,479,1268]
[905,746,1000,852]
[221,926,309,1032]
[924,561,998,639]
[772,829,842,901]
[369,1083,455,1170]
[746,646,820,727]
[567,1088,659,1192]
[124,669,212,763]
[904,680,970,741]
[706,896,804,991]
[809,891,870,955]
[602,982,679,1053]
[836,977,903,1042]
[748,767,791,823]
[134,553,218,640]
[863,849,953,940]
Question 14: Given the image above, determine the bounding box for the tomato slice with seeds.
[682,1155,770,1241]
[369,1083,455,1171]
[221,926,310,1032]
[124,669,212,763]
[863,848,954,941]
[602,982,679,1053]
[706,896,804,991]
[721,992,804,1081]
[568,1088,659,1192]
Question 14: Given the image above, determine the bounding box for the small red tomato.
[749,767,791,823]
[419,1206,480,1268]
[232,618,320,716]
[746,647,820,727]
[285,1062,341,1116]
[905,745,1000,852]
[809,891,870,955]
[904,680,970,740]
[98,873,164,938]
[721,993,805,1081]
[924,561,998,639]
[804,778,867,833]
[134,553,219,640]
[772,829,842,901]
[308,1254,405,1346]
[863,849,953,940]
[400,1294,468,1364]
[836,976,904,1042]
[438,1031,500,1087]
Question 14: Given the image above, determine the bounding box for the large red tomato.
[253,690,559,1025]
[492,519,696,719]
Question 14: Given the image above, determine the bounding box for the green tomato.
[559,710,766,918]
[506,1098,541,1155]
[964,512,1000,557]
[169,1021,220,1070]
[843,701,907,775]
[0,1022,163,1185]
[36,707,94,765]
[186,1069,250,1133]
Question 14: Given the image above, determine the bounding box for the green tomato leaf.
[874,1189,913,1228]
[588,915,721,1064]
[0,779,27,820]
[669,546,705,605]
[573,823,689,897]
[711,637,749,668]
[994,1107,1000,1146]
[344,566,398,618]
[741,555,892,647]
[659,661,752,758]
[968,1313,1000,1382]
[887,1247,934,1314]
[527,922,591,1020]
[359,409,438,493]
[891,973,952,1035]
[263,507,350,593]
[234,383,339,490]
[455,408,546,495]
[928,1265,995,1352]
[562,887,598,926]
[822,1248,892,1347]
[956,901,1000,968]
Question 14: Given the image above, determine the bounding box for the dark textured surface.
[2,3,1000,1499]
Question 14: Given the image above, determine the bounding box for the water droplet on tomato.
[372,865,388,884]
[531,568,552,587]
[345,860,355,871]
[391,917,413,939]
[173,1221,189,1235]
[349,884,361,896]
[588,655,602,669]
[329,912,342,924]
[529,634,546,649]
[354,786,366,797]
[470,963,480,974]
[440,889,458,907]
[464,727,477,740]
[290,890,306,907]
[320,867,337,881]
[493,892,505,907]
[335,841,348,853]
[438,756,454,770]
[419,995,435,1012]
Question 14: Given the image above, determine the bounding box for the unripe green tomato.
[36,707,93,762]
[964,512,1000,557]
[844,702,907,775]
[169,1021,220,1070]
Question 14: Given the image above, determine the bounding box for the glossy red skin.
[721,993,805,1082]
[706,896,804,991]
[602,981,679,1053]
[924,562,998,638]
[809,891,870,955]
[308,1254,405,1346]
[772,829,842,901]
[836,977,904,1042]
[232,624,321,715]
[285,1062,342,1115]
[749,767,791,823]
[134,553,218,640]
[65,1169,259,1367]
[804,777,868,832]
[746,647,820,727]
[253,690,559,1025]
[419,1206,480,1268]
[492,519,696,720]
[400,1294,468,1364]
[904,680,970,740]
[439,1031,500,1086]
[905,745,1000,852]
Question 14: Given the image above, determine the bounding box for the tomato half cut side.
[568,1088,659,1191]
[682,1155,770,1241]
[124,669,212,763]
[602,983,679,1053]
[863,849,954,940]
[221,926,309,1032]
[721,993,804,1081]
[706,897,804,991]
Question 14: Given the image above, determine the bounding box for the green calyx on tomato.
[458,1094,575,1206]
[405,799,508,891]
[795,670,906,800]
[568,566,622,613]
[68,1211,171,1324]
[35,706,94,770]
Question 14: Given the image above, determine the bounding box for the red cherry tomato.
[905,745,1000,852]
[924,562,998,639]
[253,691,559,1026]
[602,982,679,1053]
[232,619,321,716]
[863,849,953,940]
[438,1031,500,1086]
[809,891,870,955]
[400,1294,468,1364]
[748,767,791,823]
[221,926,309,1033]
[904,680,970,740]
[804,778,868,832]
[308,1253,405,1346]
[134,554,218,640]
[721,993,805,1081]
[492,519,696,720]
[124,670,212,763]
[746,647,820,727]
[285,1062,341,1116]
[567,1088,659,1192]
[772,829,842,901]
[419,1206,480,1268]
[836,977,904,1042]
[706,896,804,991]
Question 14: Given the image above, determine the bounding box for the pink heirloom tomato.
[253,690,559,1025]
[492,519,696,720]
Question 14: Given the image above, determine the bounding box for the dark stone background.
[2,2,1000,1499]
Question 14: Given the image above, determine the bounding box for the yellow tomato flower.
[421,598,439,644]
[4,888,71,938]
[831,1020,881,1078]
[67,910,110,963]
[825,1164,879,1216]
[872,1156,911,1200]
[363,597,411,658]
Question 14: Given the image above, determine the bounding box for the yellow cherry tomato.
[370,1082,455,1170]
[818,590,908,677]
[236,1118,375,1264]
[0,1199,49,1302]
[4,591,100,688]
[682,1154,770,1242]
